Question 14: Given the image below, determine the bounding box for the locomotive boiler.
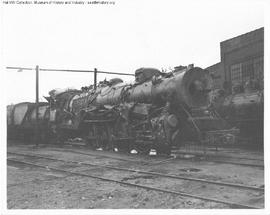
[46,64,236,155]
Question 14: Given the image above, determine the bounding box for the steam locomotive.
[212,89,263,146]
[7,65,237,154]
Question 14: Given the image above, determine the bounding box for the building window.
[230,63,242,85]
[230,56,263,92]
[254,56,264,82]
[242,59,254,83]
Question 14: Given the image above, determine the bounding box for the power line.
[6,66,135,76]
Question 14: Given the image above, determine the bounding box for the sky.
[1,0,265,104]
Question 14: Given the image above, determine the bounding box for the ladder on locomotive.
[181,105,233,152]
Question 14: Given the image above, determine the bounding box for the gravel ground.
[7,143,264,209]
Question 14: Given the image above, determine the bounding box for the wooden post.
[94,68,97,89]
[35,65,39,147]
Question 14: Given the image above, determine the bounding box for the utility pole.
[94,68,97,89]
[35,65,39,147]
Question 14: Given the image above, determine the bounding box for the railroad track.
[204,159,263,168]
[49,147,153,164]
[173,150,264,161]
[31,145,177,166]
[47,146,265,168]
[7,151,264,191]
[62,142,264,165]
[11,144,264,168]
[7,151,264,209]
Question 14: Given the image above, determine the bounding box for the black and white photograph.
[1,0,269,213]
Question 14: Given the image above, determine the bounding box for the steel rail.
[8,151,264,192]
[45,146,154,164]
[45,146,180,165]
[173,151,264,162]
[208,160,264,168]
[7,157,260,209]
[53,142,264,165]
[48,146,264,168]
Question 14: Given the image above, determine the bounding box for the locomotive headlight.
[189,80,204,95]
[193,80,204,91]
[180,67,212,107]
[189,79,211,96]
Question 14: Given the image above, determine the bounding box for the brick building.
[206,27,264,93]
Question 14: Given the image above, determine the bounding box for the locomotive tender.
[7,65,236,154]
[7,102,49,141]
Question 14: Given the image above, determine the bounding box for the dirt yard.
[7,142,264,209]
